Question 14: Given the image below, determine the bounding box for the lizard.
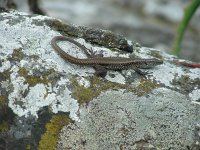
[51,36,163,77]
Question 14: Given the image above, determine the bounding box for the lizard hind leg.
[87,47,104,58]
[94,65,107,77]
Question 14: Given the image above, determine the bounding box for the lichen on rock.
[0,9,199,150]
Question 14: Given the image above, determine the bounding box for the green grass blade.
[172,0,200,56]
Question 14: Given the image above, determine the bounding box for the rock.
[0,9,199,150]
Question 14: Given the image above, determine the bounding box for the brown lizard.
[51,36,163,77]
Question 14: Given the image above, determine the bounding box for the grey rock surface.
[57,89,199,150]
[0,9,200,150]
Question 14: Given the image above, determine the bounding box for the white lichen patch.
[77,76,91,88]
[8,66,29,115]
[133,47,157,59]
[187,68,200,79]
[136,47,200,88]
[8,62,79,120]
[153,61,200,88]
[105,71,126,84]
[0,59,11,72]
[189,89,200,102]
[0,11,82,121]
[52,77,80,121]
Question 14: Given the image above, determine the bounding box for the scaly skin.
[51,36,163,77]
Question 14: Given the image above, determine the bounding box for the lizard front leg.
[132,67,151,78]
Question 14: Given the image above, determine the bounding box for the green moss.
[172,75,200,92]
[48,19,132,52]
[0,120,9,132]
[12,48,24,61]
[29,55,40,61]
[38,114,71,150]
[26,144,31,150]
[133,79,161,97]
[150,51,163,60]
[50,20,65,30]
[0,96,6,107]
[18,67,53,87]
[71,77,161,104]
[0,70,11,81]
[18,67,28,76]
[120,144,124,150]
[0,97,9,133]
[73,85,96,103]
[49,20,80,37]
[72,77,124,104]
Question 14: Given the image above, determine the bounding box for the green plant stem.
[173,0,200,56]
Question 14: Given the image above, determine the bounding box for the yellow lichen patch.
[0,120,9,132]
[71,76,161,104]
[18,67,49,87]
[18,67,28,77]
[133,79,161,96]
[71,76,132,104]
[26,144,31,150]
[38,114,71,150]
[12,48,24,61]
[73,84,98,104]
